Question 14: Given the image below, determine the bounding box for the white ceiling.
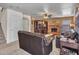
[0,3,76,17]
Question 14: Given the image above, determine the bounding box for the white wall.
[0,7,3,22]
[1,9,7,39]
[0,8,31,43]
[6,9,23,43]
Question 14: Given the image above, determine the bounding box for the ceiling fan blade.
[37,12,46,15]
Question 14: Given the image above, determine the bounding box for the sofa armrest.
[43,36,53,46]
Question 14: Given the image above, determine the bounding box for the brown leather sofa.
[18,31,52,55]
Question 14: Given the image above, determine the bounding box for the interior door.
[23,18,30,31]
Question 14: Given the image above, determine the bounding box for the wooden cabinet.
[34,20,48,34]
[32,16,75,35]
[48,20,61,35]
[33,20,61,35]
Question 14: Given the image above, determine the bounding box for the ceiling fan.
[37,8,53,19]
